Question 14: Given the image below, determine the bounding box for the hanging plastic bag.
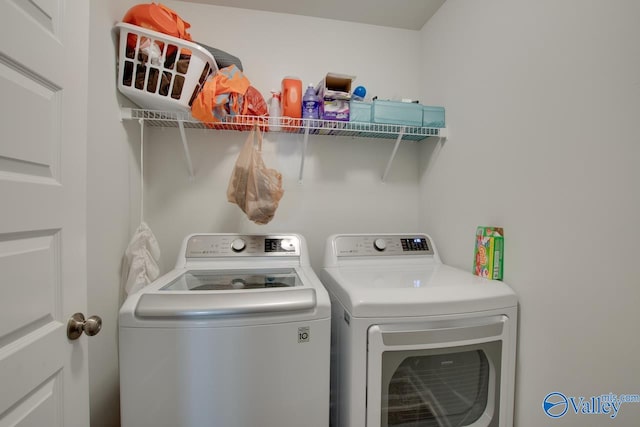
[227,127,284,224]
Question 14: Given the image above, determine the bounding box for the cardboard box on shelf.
[322,99,350,121]
[316,73,354,99]
[316,73,355,121]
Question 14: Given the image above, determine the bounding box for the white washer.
[321,234,518,427]
[119,233,331,427]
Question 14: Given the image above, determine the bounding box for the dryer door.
[366,316,510,427]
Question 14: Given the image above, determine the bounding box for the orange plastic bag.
[123,3,192,57]
[123,2,192,43]
[227,86,269,131]
[227,128,284,225]
[192,65,251,124]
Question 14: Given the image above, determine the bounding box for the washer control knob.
[231,238,246,252]
[374,238,387,251]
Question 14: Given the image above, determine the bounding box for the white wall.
[87,1,140,426]
[146,2,426,272]
[89,1,640,426]
[145,128,422,271]
[87,2,425,426]
[419,0,640,425]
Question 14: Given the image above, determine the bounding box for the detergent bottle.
[281,77,302,119]
[268,91,282,132]
[302,84,320,124]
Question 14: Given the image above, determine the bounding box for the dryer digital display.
[401,238,429,251]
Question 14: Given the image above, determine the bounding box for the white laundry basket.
[115,22,217,112]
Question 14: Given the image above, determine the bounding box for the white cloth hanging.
[121,118,161,296]
[122,221,161,295]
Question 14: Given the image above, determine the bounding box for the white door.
[0,1,91,426]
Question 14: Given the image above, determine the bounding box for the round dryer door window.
[386,350,490,426]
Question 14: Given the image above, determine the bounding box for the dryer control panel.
[334,234,434,257]
[186,234,300,258]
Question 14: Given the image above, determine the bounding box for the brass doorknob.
[67,313,102,340]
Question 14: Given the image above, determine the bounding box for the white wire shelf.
[121,107,447,181]
[121,108,446,141]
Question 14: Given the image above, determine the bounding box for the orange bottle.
[281,77,302,119]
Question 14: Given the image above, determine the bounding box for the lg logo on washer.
[298,326,310,343]
[543,391,640,419]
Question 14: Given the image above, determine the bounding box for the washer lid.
[323,264,517,317]
[135,268,317,318]
[161,268,302,291]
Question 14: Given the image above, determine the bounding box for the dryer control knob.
[374,238,387,251]
[231,238,246,252]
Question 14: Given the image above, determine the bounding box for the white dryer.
[321,234,518,427]
[119,233,331,427]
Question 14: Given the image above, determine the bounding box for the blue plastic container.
[349,101,372,123]
[372,100,423,127]
[422,106,445,128]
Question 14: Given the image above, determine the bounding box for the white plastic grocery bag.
[227,127,284,224]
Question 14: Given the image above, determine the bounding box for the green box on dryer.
[473,226,504,280]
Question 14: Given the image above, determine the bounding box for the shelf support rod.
[382,127,405,182]
[138,118,145,224]
[177,120,195,178]
[298,123,310,183]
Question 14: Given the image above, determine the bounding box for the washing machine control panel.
[335,234,434,257]
[186,235,300,257]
